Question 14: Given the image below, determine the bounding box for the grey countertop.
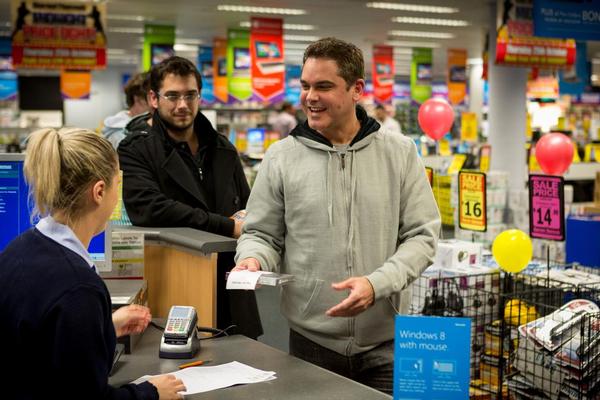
[110,323,391,399]
[114,226,237,254]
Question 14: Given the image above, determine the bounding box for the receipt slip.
[226,270,267,290]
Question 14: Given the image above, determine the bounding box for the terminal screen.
[0,157,107,260]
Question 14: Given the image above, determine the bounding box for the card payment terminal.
[159,305,200,359]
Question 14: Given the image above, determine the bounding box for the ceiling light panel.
[367,2,458,13]
[217,5,307,15]
[392,17,469,26]
[389,30,454,39]
[385,40,440,48]
[108,27,144,34]
[284,34,320,42]
[107,14,148,22]
[239,21,316,30]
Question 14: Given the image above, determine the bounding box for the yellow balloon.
[492,229,533,273]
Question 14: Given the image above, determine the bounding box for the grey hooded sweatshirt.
[236,106,441,355]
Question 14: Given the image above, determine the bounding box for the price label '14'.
[529,175,565,241]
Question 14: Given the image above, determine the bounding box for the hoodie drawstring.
[327,151,334,226]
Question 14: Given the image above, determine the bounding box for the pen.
[178,360,210,369]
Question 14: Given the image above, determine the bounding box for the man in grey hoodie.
[234,37,441,395]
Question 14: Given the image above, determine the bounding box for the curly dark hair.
[303,37,364,89]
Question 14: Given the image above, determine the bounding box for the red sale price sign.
[529,175,565,241]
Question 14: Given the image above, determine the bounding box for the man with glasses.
[118,56,262,340]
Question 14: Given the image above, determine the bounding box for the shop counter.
[109,323,392,399]
[114,226,236,328]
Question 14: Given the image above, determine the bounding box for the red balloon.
[417,98,454,140]
[535,132,574,175]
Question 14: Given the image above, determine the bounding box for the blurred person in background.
[102,72,150,149]
[271,101,298,138]
[374,103,402,135]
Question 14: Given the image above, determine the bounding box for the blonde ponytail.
[24,127,117,224]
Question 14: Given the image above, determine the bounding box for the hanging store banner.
[496,30,576,69]
[460,112,478,142]
[372,44,394,104]
[526,76,558,100]
[529,175,565,241]
[60,70,91,99]
[250,17,284,104]
[533,0,600,41]
[410,48,432,104]
[227,28,252,103]
[285,64,301,106]
[393,80,410,102]
[143,24,175,71]
[11,0,106,70]
[458,171,487,232]
[213,38,228,104]
[198,46,215,106]
[447,49,467,106]
[393,316,471,400]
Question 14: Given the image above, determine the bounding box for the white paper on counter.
[132,361,276,395]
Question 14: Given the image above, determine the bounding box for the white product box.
[432,239,483,269]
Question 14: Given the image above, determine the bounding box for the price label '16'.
[458,171,487,232]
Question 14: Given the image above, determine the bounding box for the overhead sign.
[60,70,91,99]
[213,38,228,104]
[393,315,471,400]
[227,28,252,103]
[447,49,467,106]
[529,175,565,241]
[11,0,106,69]
[143,24,175,71]
[372,44,394,104]
[496,33,576,69]
[411,48,432,104]
[198,46,215,106]
[533,0,600,41]
[284,64,301,106]
[458,171,487,232]
[250,17,284,103]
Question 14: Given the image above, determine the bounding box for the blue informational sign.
[559,42,590,96]
[533,0,600,41]
[393,315,471,400]
[198,46,215,105]
[284,64,301,106]
[0,71,18,101]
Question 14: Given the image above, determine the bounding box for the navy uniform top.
[0,216,158,400]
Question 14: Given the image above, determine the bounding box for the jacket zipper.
[340,151,355,354]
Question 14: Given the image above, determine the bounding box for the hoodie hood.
[290,105,380,150]
[103,110,131,129]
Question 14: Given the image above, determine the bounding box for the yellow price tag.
[425,167,433,187]
[448,154,467,175]
[529,152,542,172]
[526,113,532,140]
[458,171,487,232]
[110,170,123,221]
[439,139,451,156]
[460,112,478,142]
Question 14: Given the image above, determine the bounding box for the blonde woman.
[0,128,185,399]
